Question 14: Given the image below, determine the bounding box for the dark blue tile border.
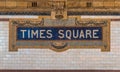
[67,12,120,15]
[0,12,51,15]
[0,11,120,15]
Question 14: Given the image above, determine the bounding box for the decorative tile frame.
[9,16,110,52]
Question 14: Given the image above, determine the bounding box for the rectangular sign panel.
[17,27,102,40]
[9,17,110,52]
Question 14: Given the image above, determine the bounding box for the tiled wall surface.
[0,16,120,70]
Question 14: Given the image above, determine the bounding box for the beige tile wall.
[0,16,120,70]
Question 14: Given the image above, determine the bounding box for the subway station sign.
[17,27,102,40]
[9,17,110,52]
[8,0,111,52]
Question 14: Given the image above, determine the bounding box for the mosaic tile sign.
[9,17,110,52]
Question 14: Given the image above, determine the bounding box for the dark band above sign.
[17,27,102,40]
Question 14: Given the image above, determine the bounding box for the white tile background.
[0,16,120,70]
